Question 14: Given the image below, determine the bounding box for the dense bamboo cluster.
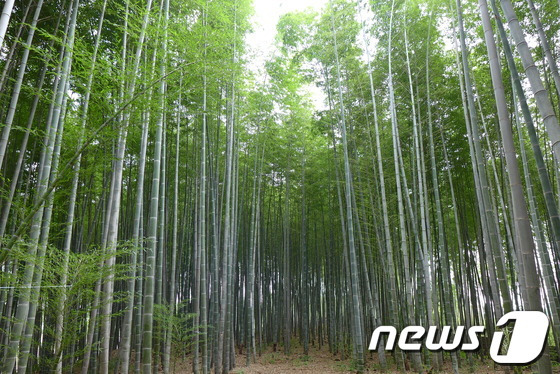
[0,0,559,373]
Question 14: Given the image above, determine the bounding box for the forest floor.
[230,345,357,373]
[170,345,560,373]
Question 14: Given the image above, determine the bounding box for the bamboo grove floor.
[170,345,560,373]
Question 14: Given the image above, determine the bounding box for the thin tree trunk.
[357,5,388,368]
[199,43,209,374]
[479,2,552,372]
[499,0,560,166]
[0,0,33,95]
[490,0,560,294]
[19,77,70,374]
[525,0,560,99]
[329,1,365,370]
[2,0,76,370]
[0,0,44,170]
[54,3,107,371]
[0,0,14,51]
[513,77,560,350]
[456,0,511,319]
[141,0,167,371]
[163,76,182,374]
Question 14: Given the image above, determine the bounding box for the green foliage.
[153,301,198,360]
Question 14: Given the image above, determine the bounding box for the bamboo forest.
[2,0,560,372]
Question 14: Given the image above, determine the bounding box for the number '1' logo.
[489,311,549,364]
